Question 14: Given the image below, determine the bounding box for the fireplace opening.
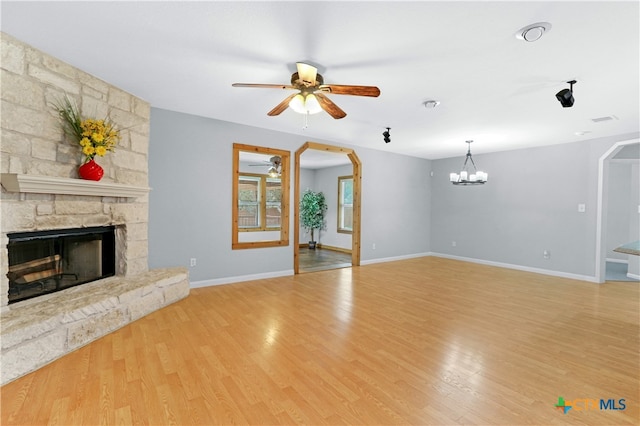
[7,226,116,304]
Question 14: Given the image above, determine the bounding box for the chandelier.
[449,140,487,185]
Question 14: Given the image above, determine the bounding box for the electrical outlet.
[452,241,457,247]
[543,250,550,259]
[190,258,196,267]
[372,243,376,250]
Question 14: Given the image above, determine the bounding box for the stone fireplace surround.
[1,33,189,385]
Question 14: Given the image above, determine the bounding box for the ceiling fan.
[249,155,282,177]
[232,62,380,119]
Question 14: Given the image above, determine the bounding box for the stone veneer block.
[0,267,189,385]
[1,314,63,349]
[66,307,128,350]
[128,291,165,322]
[1,329,68,384]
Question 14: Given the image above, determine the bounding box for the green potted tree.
[299,189,327,249]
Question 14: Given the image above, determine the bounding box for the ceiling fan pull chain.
[302,112,309,130]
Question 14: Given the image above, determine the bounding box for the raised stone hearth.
[1,267,189,385]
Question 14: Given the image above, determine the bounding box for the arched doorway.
[294,142,361,274]
[595,138,640,282]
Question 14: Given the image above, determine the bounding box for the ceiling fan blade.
[267,93,298,116]
[296,62,318,86]
[318,84,380,97]
[315,93,347,119]
[232,83,295,90]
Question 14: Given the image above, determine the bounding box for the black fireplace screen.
[6,226,116,304]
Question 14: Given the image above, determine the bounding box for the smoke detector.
[515,22,552,42]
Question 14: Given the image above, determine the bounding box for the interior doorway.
[294,142,361,274]
[595,139,640,282]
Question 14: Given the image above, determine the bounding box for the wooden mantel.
[0,174,150,198]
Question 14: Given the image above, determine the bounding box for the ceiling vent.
[591,115,619,123]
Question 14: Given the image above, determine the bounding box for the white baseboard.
[190,269,294,288]
[191,253,602,288]
[429,252,599,283]
[627,273,640,281]
[360,252,431,266]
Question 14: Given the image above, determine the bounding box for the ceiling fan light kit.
[289,93,322,115]
[232,62,380,120]
[268,166,280,178]
[450,140,487,185]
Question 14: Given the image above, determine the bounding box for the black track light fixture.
[556,80,577,108]
[383,127,391,143]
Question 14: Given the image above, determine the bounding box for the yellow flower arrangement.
[53,96,120,163]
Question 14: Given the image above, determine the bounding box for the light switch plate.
[578,203,586,213]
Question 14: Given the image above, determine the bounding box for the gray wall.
[149,107,636,283]
[430,134,639,278]
[311,164,353,250]
[358,148,432,261]
[149,108,431,283]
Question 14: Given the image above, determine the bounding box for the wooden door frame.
[294,142,362,274]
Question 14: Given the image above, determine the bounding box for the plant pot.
[308,241,317,250]
[78,159,104,181]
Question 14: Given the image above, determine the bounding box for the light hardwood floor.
[2,257,638,425]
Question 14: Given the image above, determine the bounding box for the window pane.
[266,178,281,202]
[238,204,259,228]
[265,203,281,227]
[342,179,353,204]
[239,177,260,202]
[338,176,353,232]
[341,205,353,231]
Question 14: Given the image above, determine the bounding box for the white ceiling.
[2,1,639,164]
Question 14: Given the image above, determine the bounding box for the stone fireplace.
[1,32,189,385]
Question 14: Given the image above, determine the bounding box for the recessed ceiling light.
[515,22,552,42]
[423,100,440,109]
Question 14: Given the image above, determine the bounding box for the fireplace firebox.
[7,226,116,304]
